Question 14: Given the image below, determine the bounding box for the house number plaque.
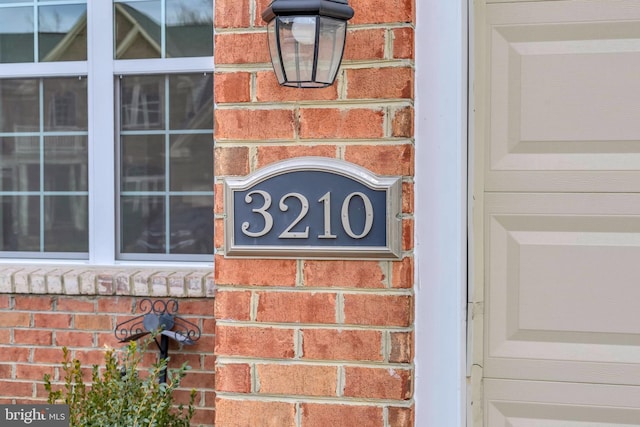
[223,157,402,259]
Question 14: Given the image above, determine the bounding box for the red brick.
[214,0,250,28]
[57,298,96,313]
[392,106,414,137]
[402,181,414,214]
[214,33,270,65]
[215,363,251,393]
[257,364,337,396]
[346,67,414,100]
[256,145,337,168]
[302,329,383,361]
[15,364,54,381]
[391,257,413,289]
[33,313,71,329]
[303,260,385,288]
[215,399,296,427]
[55,331,93,348]
[0,364,12,379]
[344,144,414,176]
[390,331,413,363]
[174,299,214,316]
[389,406,414,427]
[33,348,65,364]
[403,218,414,250]
[202,318,216,334]
[256,71,338,102]
[215,290,251,321]
[0,346,30,362]
[299,108,385,139]
[343,366,412,399]
[215,72,251,103]
[96,332,121,349]
[344,29,385,61]
[75,314,113,331]
[14,296,54,311]
[14,329,53,346]
[0,381,33,398]
[72,349,110,366]
[215,256,297,287]
[216,325,295,358]
[254,0,272,27]
[190,408,216,426]
[393,27,414,59]
[301,403,384,427]
[256,292,336,324]
[97,297,134,314]
[215,109,295,141]
[214,146,250,176]
[0,312,30,327]
[0,330,9,343]
[180,371,215,389]
[0,295,9,309]
[343,294,412,327]
[350,0,414,25]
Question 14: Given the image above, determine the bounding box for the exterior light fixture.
[262,0,354,88]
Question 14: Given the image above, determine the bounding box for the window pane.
[0,79,39,132]
[0,77,88,257]
[169,196,212,254]
[121,196,165,253]
[115,1,161,59]
[0,7,34,63]
[120,75,165,130]
[166,0,213,58]
[0,196,39,251]
[1,137,40,192]
[169,73,213,130]
[44,136,88,191]
[170,134,212,191]
[121,134,165,192]
[44,77,88,131]
[118,73,213,260]
[39,4,87,61]
[44,196,87,252]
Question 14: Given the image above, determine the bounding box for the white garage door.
[479,1,640,425]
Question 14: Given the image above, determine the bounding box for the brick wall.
[214,0,416,425]
[0,267,216,427]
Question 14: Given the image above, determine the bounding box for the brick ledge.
[0,265,214,298]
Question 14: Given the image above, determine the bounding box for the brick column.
[213,0,415,426]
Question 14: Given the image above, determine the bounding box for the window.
[0,0,214,263]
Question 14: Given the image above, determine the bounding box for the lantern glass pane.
[316,17,347,85]
[278,16,318,84]
[267,20,285,84]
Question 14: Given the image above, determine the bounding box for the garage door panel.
[485,193,640,383]
[486,2,640,191]
[485,379,640,427]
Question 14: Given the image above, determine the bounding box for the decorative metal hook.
[114,298,202,383]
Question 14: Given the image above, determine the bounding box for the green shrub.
[44,338,196,427]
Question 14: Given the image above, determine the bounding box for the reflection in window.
[115,0,212,59]
[0,77,88,255]
[0,1,87,64]
[118,73,213,259]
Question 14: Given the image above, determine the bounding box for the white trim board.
[414,0,468,426]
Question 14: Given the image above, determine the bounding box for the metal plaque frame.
[223,157,403,259]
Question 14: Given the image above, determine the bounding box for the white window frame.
[0,0,214,266]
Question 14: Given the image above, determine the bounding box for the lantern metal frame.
[262,0,354,88]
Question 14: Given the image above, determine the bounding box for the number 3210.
[241,190,374,240]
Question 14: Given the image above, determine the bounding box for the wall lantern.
[262,0,354,88]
